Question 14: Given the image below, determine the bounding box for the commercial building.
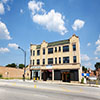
[30,34,82,82]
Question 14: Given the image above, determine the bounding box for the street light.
[18,46,26,81]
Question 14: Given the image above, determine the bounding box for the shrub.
[0,74,2,78]
[81,78,84,84]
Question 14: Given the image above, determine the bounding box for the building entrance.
[62,72,70,82]
[42,70,52,81]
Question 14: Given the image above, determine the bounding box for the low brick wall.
[0,66,24,78]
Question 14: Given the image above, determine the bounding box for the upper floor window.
[30,60,32,65]
[63,45,69,52]
[30,50,32,56]
[43,48,45,55]
[37,59,40,65]
[33,60,35,65]
[59,47,61,52]
[55,58,57,64]
[43,59,45,65]
[55,47,57,52]
[33,50,35,56]
[63,57,69,63]
[73,56,77,63]
[48,48,53,54]
[48,58,53,64]
[37,50,40,56]
[59,57,61,64]
[73,44,76,51]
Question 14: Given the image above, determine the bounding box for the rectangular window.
[55,47,57,52]
[37,59,40,65]
[33,50,35,56]
[63,57,69,63]
[43,59,45,65]
[63,45,69,52]
[37,50,40,56]
[48,58,53,64]
[43,48,45,55]
[30,50,32,56]
[73,56,77,63]
[33,60,34,65]
[59,47,61,52]
[30,60,32,65]
[59,57,61,64]
[55,58,57,64]
[73,44,76,51]
[48,48,53,54]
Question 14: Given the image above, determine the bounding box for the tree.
[95,62,100,70]
[82,66,87,73]
[6,63,17,68]
[18,64,25,69]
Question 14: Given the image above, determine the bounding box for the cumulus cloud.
[0,3,5,14]
[0,21,11,40]
[2,0,9,4]
[81,54,90,61]
[95,35,100,55]
[72,19,85,31]
[0,47,10,53]
[8,43,19,49]
[20,9,24,14]
[84,62,92,67]
[28,0,45,15]
[87,43,91,46]
[28,0,67,35]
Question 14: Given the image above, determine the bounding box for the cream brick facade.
[30,34,82,82]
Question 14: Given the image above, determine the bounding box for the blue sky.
[0,0,100,69]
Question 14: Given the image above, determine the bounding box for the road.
[0,79,100,100]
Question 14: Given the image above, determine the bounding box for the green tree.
[94,62,100,70]
[18,64,25,69]
[82,66,87,73]
[6,63,17,68]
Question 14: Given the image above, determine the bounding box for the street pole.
[18,46,26,81]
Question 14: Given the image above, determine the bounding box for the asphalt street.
[0,79,100,100]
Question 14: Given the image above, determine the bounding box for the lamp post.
[18,46,26,81]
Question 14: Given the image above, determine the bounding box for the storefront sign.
[46,65,52,69]
[31,66,40,69]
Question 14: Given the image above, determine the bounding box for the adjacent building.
[30,34,82,82]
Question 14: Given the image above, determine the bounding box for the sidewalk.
[25,79,100,88]
[0,79,100,88]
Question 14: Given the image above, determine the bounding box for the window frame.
[63,45,69,52]
[48,58,53,64]
[63,57,70,63]
[37,50,40,56]
[48,48,53,54]
[37,59,40,65]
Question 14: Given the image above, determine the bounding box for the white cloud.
[84,62,92,67]
[2,0,8,4]
[8,43,19,49]
[0,3,5,14]
[81,54,90,61]
[0,21,11,40]
[72,19,85,31]
[28,0,67,35]
[20,9,24,14]
[95,45,100,55]
[0,47,10,53]
[7,5,10,11]
[28,0,45,15]
[87,43,91,46]
[33,10,67,35]
[95,35,100,55]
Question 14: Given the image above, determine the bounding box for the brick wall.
[0,66,30,79]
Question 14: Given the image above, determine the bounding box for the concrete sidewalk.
[0,79,100,88]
